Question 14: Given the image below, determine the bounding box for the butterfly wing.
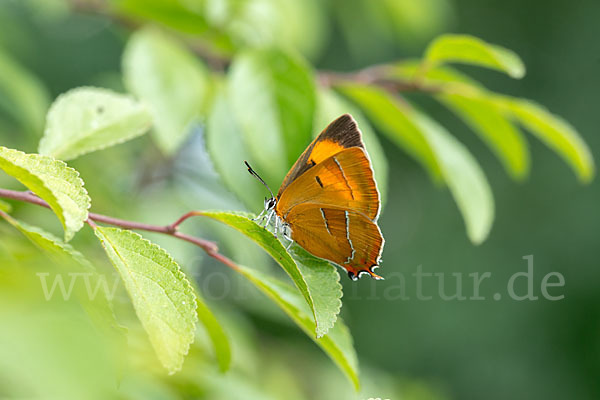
[285,204,384,280]
[277,114,364,197]
[276,147,380,221]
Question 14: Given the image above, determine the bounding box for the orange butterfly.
[246,114,384,281]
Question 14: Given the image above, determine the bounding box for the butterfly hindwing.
[285,204,384,279]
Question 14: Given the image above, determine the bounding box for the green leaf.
[205,91,265,211]
[439,92,529,180]
[315,88,389,206]
[199,211,342,337]
[228,48,316,186]
[337,83,443,182]
[412,111,495,244]
[195,294,231,372]
[389,60,484,90]
[424,34,525,78]
[390,62,594,184]
[110,0,209,35]
[288,246,342,337]
[0,146,90,241]
[38,87,152,160]
[94,227,198,374]
[0,210,92,268]
[0,211,126,339]
[0,47,50,134]
[123,28,212,155]
[503,98,595,183]
[237,265,359,390]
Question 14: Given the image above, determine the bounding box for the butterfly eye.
[264,197,276,210]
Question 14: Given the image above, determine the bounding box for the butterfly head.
[264,196,277,212]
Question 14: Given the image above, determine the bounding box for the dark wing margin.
[277,114,364,197]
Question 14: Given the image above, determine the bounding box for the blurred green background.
[0,0,598,399]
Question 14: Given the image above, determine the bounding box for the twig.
[318,66,442,94]
[0,188,241,270]
[68,0,439,94]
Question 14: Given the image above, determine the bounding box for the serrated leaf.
[0,146,90,241]
[228,48,316,186]
[0,47,50,134]
[94,226,198,374]
[38,87,152,160]
[412,111,495,244]
[288,246,342,337]
[439,93,529,180]
[0,211,126,340]
[199,211,342,337]
[315,88,389,206]
[424,34,525,78]
[123,28,211,155]
[195,294,231,372]
[503,98,595,183]
[237,265,359,390]
[337,83,443,182]
[0,210,92,268]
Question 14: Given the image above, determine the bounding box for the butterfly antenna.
[244,161,274,198]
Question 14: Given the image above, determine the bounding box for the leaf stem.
[0,188,241,270]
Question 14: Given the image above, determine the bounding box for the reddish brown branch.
[0,188,241,269]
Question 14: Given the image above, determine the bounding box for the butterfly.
[246,114,384,281]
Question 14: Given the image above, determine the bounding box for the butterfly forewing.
[276,147,380,221]
[277,114,364,197]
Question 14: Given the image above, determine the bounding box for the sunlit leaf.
[38,87,152,160]
[0,210,91,267]
[440,93,529,180]
[0,47,50,134]
[199,211,342,337]
[0,211,126,340]
[237,265,359,389]
[123,28,212,155]
[94,227,198,374]
[228,48,316,186]
[0,146,90,241]
[412,111,495,244]
[504,98,595,183]
[424,34,525,78]
[196,293,231,372]
[337,83,443,182]
[315,88,389,206]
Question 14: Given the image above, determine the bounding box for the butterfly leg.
[264,209,274,228]
[273,216,279,239]
[252,208,267,222]
[282,224,294,250]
